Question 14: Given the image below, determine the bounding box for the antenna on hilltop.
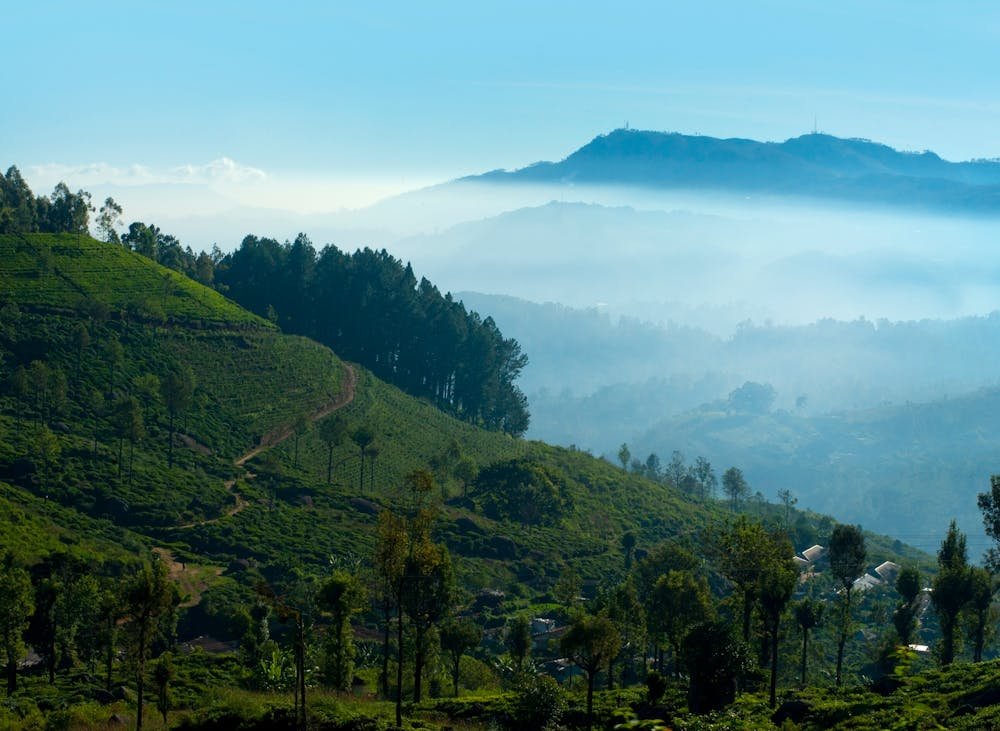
[625,120,630,130]
[813,115,818,134]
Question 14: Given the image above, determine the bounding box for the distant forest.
[0,165,530,436]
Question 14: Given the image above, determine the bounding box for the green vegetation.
[0,228,996,730]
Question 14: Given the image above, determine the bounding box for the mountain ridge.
[464,129,1000,214]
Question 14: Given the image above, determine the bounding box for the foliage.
[472,458,571,526]
[681,619,754,714]
[215,236,531,435]
[507,672,566,731]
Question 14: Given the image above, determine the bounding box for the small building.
[852,573,882,593]
[874,560,901,585]
[801,545,825,563]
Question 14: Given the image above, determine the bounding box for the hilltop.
[469,129,1000,214]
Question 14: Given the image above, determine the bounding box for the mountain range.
[466,129,1000,214]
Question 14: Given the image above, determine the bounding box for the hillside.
[631,389,1000,554]
[0,233,947,729]
[472,129,1000,214]
[0,232,932,579]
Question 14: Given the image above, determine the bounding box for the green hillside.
[0,233,950,730]
[0,233,263,326]
[632,391,1000,553]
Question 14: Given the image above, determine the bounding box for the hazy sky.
[6,1,1000,210]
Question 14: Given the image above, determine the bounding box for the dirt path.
[152,547,223,609]
[173,362,357,529]
[235,363,357,466]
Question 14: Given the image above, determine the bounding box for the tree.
[87,388,104,458]
[45,182,92,234]
[645,452,663,481]
[114,396,144,485]
[506,614,533,673]
[554,568,582,615]
[160,365,195,469]
[404,535,453,703]
[617,443,631,471]
[124,556,178,730]
[665,450,687,488]
[605,577,646,687]
[0,556,33,695]
[374,510,406,710]
[727,381,776,413]
[317,569,367,691]
[153,653,174,725]
[366,443,380,493]
[621,531,637,570]
[757,544,797,707]
[682,619,753,714]
[352,426,374,492]
[893,566,922,647]
[793,598,823,686]
[453,456,478,498]
[439,617,481,696]
[829,524,866,686]
[931,521,972,666]
[716,517,771,643]
[96,197,123,244]
[966,567,993,663]
[32,424,61,498]
[27,552,97,684]
[472,458,571,527]
[692,456,717,500]
[318,416,346,485]
[650,570,713,676]
[560,612,621,722]
[978,474,1000,572]
[777,489,798,527]
[722,467,749,511]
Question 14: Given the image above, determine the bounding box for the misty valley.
[4,126,1000,730]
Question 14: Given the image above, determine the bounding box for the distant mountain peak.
[468,128,1000,214]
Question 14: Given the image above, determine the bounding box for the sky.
[5,1,1000,214]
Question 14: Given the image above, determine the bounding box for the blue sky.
[6,1,1000,209]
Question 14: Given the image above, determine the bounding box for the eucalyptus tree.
[352,426,374,492]
[966,567,993,662]
[317,569,366,691]
[0,556,33,695]
[932,521,972,666]
[160,365,194,468]
[829,524,866,686]
[440,617,482,697]
[318,415,346,484]
[793,597,824,686]
[893,566,922,647]
[757,538,797,707]
[561,612,621,723]
[506,614,532,673]
[124,557,178,730]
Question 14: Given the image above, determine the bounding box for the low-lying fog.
[375,181,1000,336]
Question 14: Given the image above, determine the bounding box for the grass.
[0,233,265,326]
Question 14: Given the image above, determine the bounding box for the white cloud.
[26,158,267,189]
[170,158,267,184]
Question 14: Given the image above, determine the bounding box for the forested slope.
[0,232,950,730]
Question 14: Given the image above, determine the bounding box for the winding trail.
[173,363,357,530]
